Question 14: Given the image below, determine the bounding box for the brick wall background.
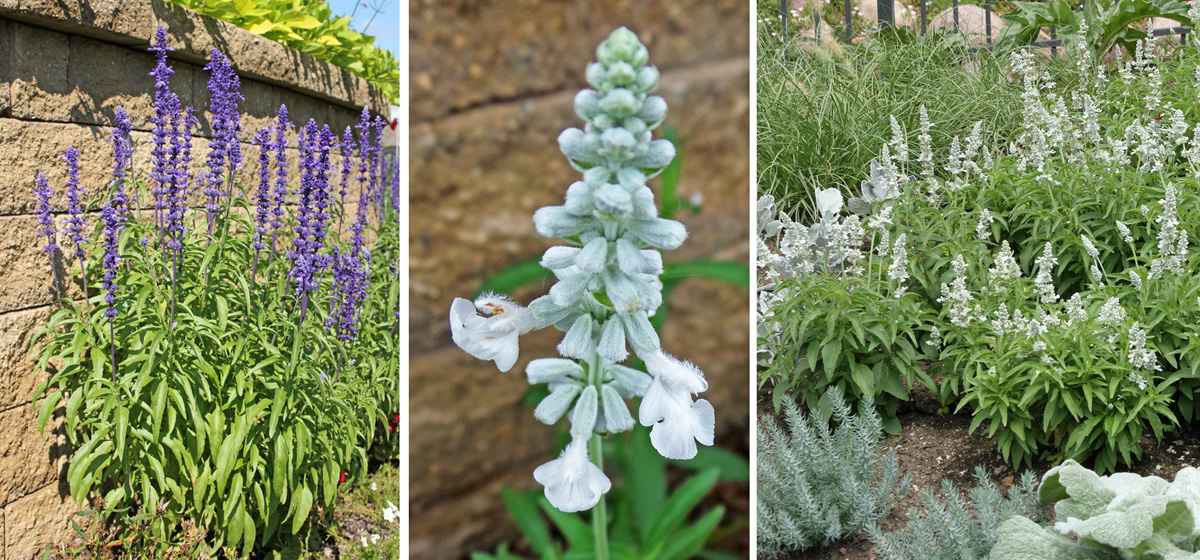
[0,1,388,557]
[409,0,751,557]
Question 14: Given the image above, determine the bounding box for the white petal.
[533,439,611,513]
[638,376,713,460]
[642,351,708,394]
[449,298,523,372]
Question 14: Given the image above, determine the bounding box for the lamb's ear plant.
[449,27,716,559]
[31,24,400,556]
[991,460,1200,560]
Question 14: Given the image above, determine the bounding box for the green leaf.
[643,468,719,549]
[473,258,553,299]
[501,488,554,558]
[291,486,313,535]
[662,260,750,288]
[669,446,750,482]
[658,506,725,560]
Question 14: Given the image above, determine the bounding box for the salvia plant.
[758,28,1200,472]
[757,387,910,556]
[991,460,1200,559]
[449,27,715,558]
[32,24,400,555]
[869,467,1047,560]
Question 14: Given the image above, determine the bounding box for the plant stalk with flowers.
[31,24,400,556]
[449,27,715,559]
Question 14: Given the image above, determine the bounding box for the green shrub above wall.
[171,0,400,104]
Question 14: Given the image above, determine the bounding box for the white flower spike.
[449,294,536,372]
[638,351,715,460]
[533,436,612,512]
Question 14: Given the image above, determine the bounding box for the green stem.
[588,433,609,560]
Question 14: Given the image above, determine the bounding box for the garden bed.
[757,381,1200,560]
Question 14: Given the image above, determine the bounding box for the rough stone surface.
[0,306,53,412]
[410,21,750,557]
[3,482,76,559]
[929,5,1005,43]
[0,399,67,508]
[409,0,749,121]
[2,0,386,115]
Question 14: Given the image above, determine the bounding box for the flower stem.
[588,433,609,560]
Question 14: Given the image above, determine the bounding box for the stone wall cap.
[0,0,390,115]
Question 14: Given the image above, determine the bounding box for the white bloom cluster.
[1065,293,1088,325]
[1033,242,1059,304]
[976,209,994,241]
[889,115,908,163]
[1116,221,1134,244]
[988,240,1022,289]
[450,28,713,513]
[938,254,977,327]
[888,233,909,287]
[918,105,934,181]
[1097,297,1126,325]
[1150,184,1186,279]
[1127,322,1161,372]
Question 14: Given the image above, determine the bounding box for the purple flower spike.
[149,26,176,238]
[339,126,353,235]
[35,173,57,254]
[370,115,385,218]
[252,128,272,252]
[270,105,292,261]
[109,108,133,184]
[101,198,125,317]
[288,120,334,322]
[36,172,62,300]
[166,107,193,253]
[203,48,244,234]
[327,245,370,341]
[62,147,86,258]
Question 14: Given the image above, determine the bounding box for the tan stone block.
[3,482,77,559]
[0,400,68,509]
[410,0,749,121]
[9,23,70,123]
[0,306,54,411]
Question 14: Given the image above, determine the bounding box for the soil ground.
[757,382,1200,560]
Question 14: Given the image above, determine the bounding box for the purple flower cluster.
[252,128,272,252]
[149,25,176,238]
[369,115,385,216]
[100,196,126,318]
[289,120,334,318]
[62,147,86,259]
[271,105,292,258]
[109,108,133,227]
[202,48,243,233]
[326,245,370,341]
[35,172,57,253]
[165,108,194,253]
[339,126,354,234]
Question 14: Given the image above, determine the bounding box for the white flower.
[989,241,1022,287]
[382,500,399,523]
[1081,235,1099,260]
[449,295,537,372]
[1034,243,1059,304]
[1127,323,1161,372]
[370,534,380,544]
[976,209,994,241]
[815,188,844,221]
[370,482,377,492]
[638,351,715,460]
[533,436,612,512]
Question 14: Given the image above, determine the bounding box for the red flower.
[388,412,400,433]
[339,471,347,484]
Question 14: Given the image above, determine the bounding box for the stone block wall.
[409,0,751,557]
[0,1,388,557]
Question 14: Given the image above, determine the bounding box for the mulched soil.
[758,382,1200,560]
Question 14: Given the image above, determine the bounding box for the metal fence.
[776,0,1193,56]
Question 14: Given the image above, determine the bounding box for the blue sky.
[326,0,399,58]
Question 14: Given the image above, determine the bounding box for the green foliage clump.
[763,273,933,434]
[471,424,748,560]
[757,387,911,556]
[171,0,399,104]
[998,0,1192,62]
[991,460,1200,560]
[756,20,1025,222]
[870,467,1047,560]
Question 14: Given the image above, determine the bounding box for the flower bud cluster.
[449,28,714,514]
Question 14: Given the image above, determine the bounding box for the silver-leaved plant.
[449,27,714,516]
